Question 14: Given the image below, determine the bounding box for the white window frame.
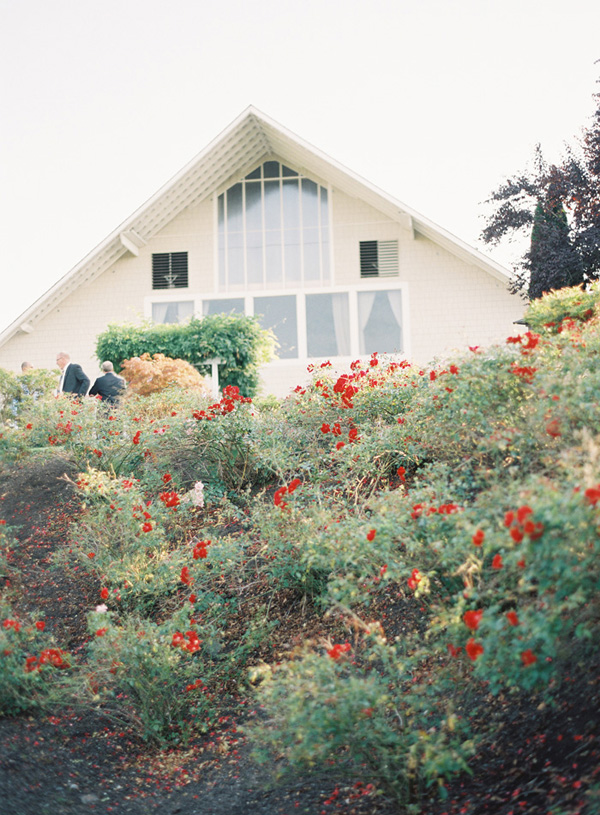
[212,170,334,292]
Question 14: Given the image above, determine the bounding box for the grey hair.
[101,361,114,372]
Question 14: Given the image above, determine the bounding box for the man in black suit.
[89,361,127,405]
[56,352,90,397]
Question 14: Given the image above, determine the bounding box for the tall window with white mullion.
[217,162,330,289]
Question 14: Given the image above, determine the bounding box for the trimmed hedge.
[95,314,275,397]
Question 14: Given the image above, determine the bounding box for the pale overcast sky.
[1,0,599,333]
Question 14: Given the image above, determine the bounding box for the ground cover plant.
[0,284,599,814]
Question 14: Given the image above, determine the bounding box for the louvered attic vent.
[359,240,399,278]
[152,252,189,289]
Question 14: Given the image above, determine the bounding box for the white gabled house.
[0,107,522,395]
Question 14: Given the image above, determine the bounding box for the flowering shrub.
[248,632,475,806]
[0,607,72,715]
[66,469,197,611]
[85,606,220,744]
[523,282,600,334]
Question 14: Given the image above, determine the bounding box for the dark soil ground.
[0,457,598,815]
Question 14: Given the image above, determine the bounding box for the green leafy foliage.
[523,281,600,333]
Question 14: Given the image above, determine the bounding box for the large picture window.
[202,298,245,316]
[253,295,298,359]
[306,293,350,358]
[152,301,194,324]
[218,162,330,290]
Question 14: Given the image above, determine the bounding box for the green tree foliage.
[95,313,275,397]
[482,77,600,299]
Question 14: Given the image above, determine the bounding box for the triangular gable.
[0,106,511,347]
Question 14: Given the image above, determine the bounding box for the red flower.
[504,511,515,528]
[463,609,483,631]
[522,331,540,350]
[192,540,211,559]
[506,611,519,626]
[336,441,345,450]
[287,478,302,494]
[96,628,108,637]
[584,485,600,506]
[100,587,109,600]
[397,466,406,481]
[491,554,503,569]
[3,619,20,631]
[366,529,376,542]
[327,642,351,660]
[517,506,533,524]
[348,427,359,442]
[180,566,192,586]
[142,522,153,533]
[159,491,180,508]
[87,552,95,559]
[407,568,421,590]
[510,526,524,543]
[132,430,142,445]
[273,486,288,507]
[472,529,485,546]
[321,423,330,434]
[162,473,172,483]
[465,638,484,661]
[35,621,45,631]
[521,649,537,667]
[524,520,544,540]
[545,419,561,438]
[447,643,462,658]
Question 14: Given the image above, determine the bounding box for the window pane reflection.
[254,295,298,359]
[306,293,350,357]
[358,290,403,354]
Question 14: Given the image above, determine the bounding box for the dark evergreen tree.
[527,199,584,299]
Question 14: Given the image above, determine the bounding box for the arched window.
[217,161,330,290]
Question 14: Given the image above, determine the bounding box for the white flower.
[192,481,205,508]
[95,604,108,613]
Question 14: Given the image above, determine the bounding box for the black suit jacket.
[60,363,90,396]
[89,372,126,404]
